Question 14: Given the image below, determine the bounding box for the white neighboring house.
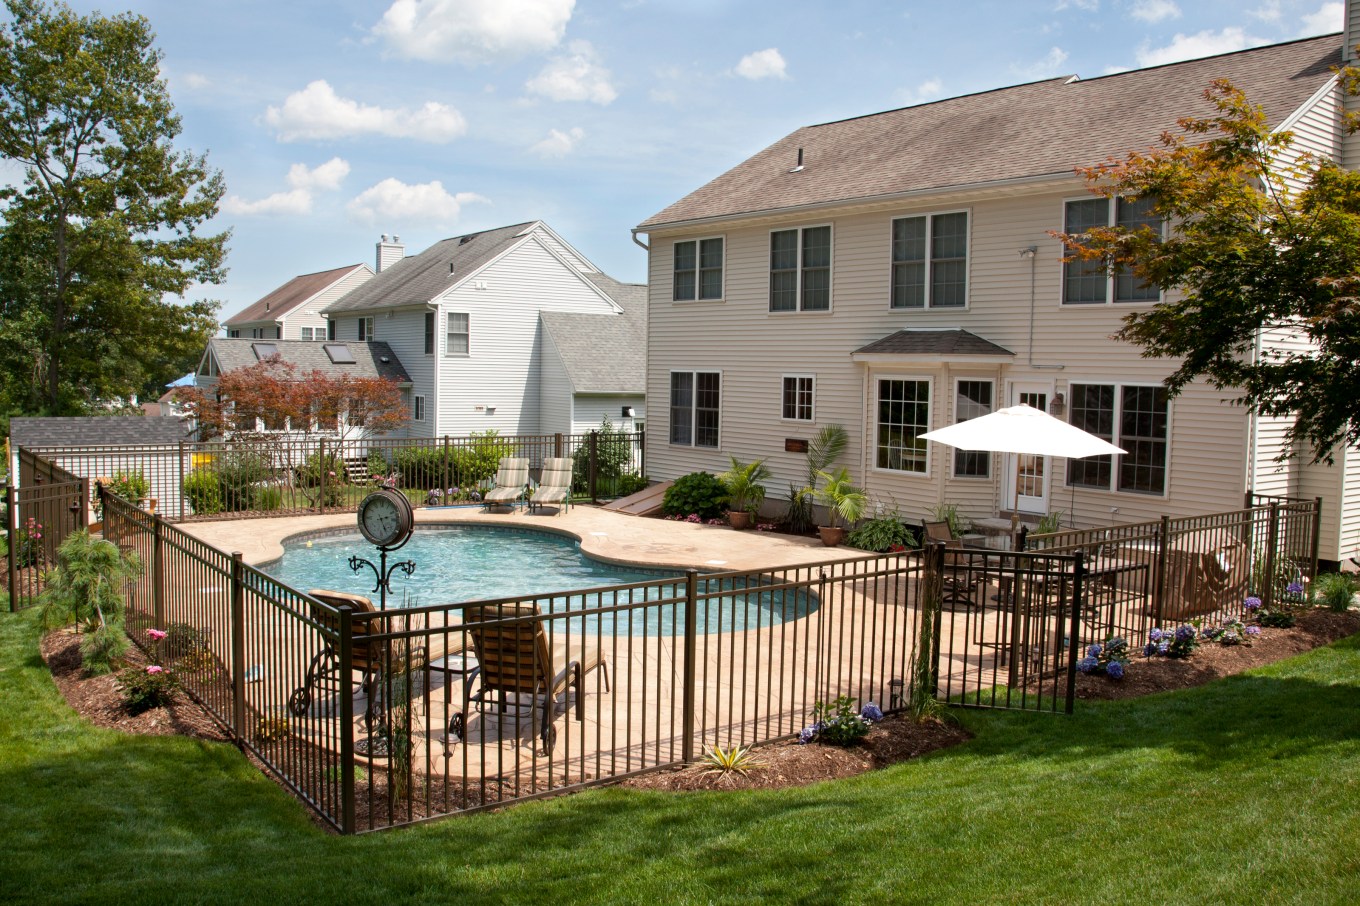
[222,263,374,341]
[634,28,1360,565]
[322,222,646,438]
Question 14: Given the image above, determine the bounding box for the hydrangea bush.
[1077,636,1130,679]
[797,696,883,746]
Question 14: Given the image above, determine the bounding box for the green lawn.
[1,608,1358,905]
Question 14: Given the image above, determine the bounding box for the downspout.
[1024,246,1065,371]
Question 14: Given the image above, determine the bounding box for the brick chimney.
[376,234,405,273]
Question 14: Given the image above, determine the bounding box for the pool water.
[263,525,816,635]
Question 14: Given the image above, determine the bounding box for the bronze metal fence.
[24,429,645,522]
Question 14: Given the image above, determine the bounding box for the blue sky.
[47,0,1349,317]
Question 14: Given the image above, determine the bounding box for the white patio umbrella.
[919,403,1126,458]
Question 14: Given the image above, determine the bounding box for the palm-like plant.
[719,455,772,516]
[813,467,868,529]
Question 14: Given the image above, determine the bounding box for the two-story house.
[322,221,646,438]
[635,29,1360,565]
[222,263,374,340]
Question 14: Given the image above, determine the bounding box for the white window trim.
[1062,378,1172,498]
[950,376,994,480]
[1059,196,1165,307]
[671,235,726,304]
[779,373,816,423]
[445,311,470,357]
[887,208,972,311]
[869,373,934,477]
[768,223,835,314]
[667,368,723,449]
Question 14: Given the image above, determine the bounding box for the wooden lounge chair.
[454,602,610,754]
[528,457,573,514]
[482,457,529,510]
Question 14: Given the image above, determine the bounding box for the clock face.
[358,490,411,548]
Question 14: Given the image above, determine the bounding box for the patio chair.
[482,457,529,510]
[922,521,987,610]
[452,602,611,754]
[528,457,573,514]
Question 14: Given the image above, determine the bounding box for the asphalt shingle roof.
[324,223,535,314]
[223,264,369,325]
[853,329,1014,358]
[540,274,647,393]
[11,416,194,449]
[206,338,412,383]
[639,34,1341,229]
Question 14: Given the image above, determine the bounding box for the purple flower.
[861,703,884,722]
[1106,661,1124,680]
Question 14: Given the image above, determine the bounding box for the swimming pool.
[262,525,817,635]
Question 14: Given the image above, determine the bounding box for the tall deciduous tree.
[1060,77,1360,462]
[0,0,227,417]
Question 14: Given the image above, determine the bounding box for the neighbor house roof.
[204,338,412,383]
[852,329,1014,359]
[638,34,1341,229]
[325,223,537,314]
[540,274,648,394]
[11,416,194,449]
[223,263,371,326]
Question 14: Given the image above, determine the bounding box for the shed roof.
[540,274,648,394]
[639,34,1341,229]
[205,338,412,383]
[223,263,370,326]
[11,416,194,449]
[852,329,1014,358]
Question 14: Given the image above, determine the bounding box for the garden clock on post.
[357,487,414,550]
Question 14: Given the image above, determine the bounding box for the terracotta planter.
[728,511,752,530]
[818,525,846,547]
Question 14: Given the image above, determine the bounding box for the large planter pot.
[818,525,846,547]
[728,511,752,530]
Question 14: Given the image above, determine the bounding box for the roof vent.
[789,147,804,173]
[323,343,356,364]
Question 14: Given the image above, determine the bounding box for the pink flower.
[147,629,167,641]
[146,665,164,674]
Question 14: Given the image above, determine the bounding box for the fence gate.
[5,479,89,611]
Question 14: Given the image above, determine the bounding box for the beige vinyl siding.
[647,184,1252,528]
[433,235,619,436]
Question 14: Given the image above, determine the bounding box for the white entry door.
[1005,384,1051,514]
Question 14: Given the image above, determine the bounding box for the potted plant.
[719,456,771,529]
[812,467,867,546]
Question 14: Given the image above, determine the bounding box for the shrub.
[1077,636,1130,678]
[1143,625,1198,659]
[847,513,917,553]
[108,470,150,502]
[661,472,729,520]
[1314,572,1358,612]
[117,664,178,714]
[181,469,222,515]
[797,696,882,747]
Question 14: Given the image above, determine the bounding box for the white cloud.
[373,0,574,64]
[735,48,788,81]
[1299,2,1343,36]
[530,126,585,157]
[900,77,943,105]
[221,157,352,217]
[265,80,467,143]
[525,41,617,104]
[1129,0,1180,24]
[1013,47,1070,79]
[347,178,489,226]
[1135,28,1268,67]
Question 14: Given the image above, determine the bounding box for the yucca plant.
[700,743,764,776]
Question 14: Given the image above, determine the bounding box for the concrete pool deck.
[179,503,870,574]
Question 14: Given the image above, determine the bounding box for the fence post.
[5,484,16,613]
[681,570,698,764]
[1309,497,1323,582]
[230,551,247,743]
[1065,551,1086,715]
[1152,515,1170,623]
[338,604,357,835]
[1264,501,1280,608]
[588,430,599,504]
[317,438,327,514]
[178,441,187,521]
[152,515,166,630]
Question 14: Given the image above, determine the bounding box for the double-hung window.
[781,375,814,422]
[673,238,724,301]
[669,371,721,448]
[1066,383,1169,494]
[1063,197,1162,304]
[875,378,931,474]
[770,226,831,311]
[953,379,993,478]
[358,316,374,340]
[891,212,968,309]
[445,312,469,356]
